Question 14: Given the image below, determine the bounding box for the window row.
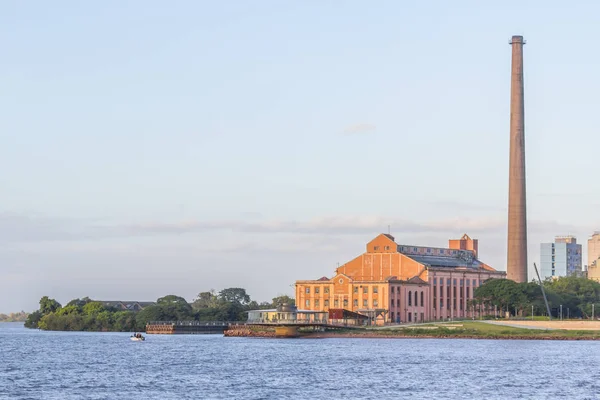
[407,291,424,307]
[304,299,379,308]
[304,286,380,294]
[432,278,480,287]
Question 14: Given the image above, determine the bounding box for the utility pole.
[533,263,552,320]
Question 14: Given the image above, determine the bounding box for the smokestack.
[506,35,528,283]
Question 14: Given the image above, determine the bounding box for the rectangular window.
[384,246,390,250]
[374,246,380,250]
[433,287,437,297]
[324,287,330,294]
[391,286,395,293]
[315,299,320,307]
[354,287,358,294]
[305,287,310,294]
[373,287,378,294]
[453,299,456,310]
[343,299,348,307]
[324,300,329,307]
[460,279,463,286]
[453,279,457,286]
[315,287,320,294]
[305,300,310,307]
[466,288,470,299]
[397,299,400,307]
[433,299,436,309]
[472,279,476,287]
[447,278,451,285]
[363,299,368,307]
[433,278,437,285]
[334,299,339,307]
[440,299,443,308]
[354,299,358,307]
[421,313,424,322]
[408,312,412,322]
[373,300,378,307]
[363,287,368,294]
[447,286,450,298]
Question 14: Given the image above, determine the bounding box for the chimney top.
[510,35,525,44]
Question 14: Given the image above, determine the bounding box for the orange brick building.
[295,233,505,324]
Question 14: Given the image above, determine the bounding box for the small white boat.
[130,334,145,341]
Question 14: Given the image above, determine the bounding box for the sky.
[2,1,600,313]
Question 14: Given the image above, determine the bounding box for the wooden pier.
[146,321,230,334]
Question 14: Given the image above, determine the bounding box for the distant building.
[246,303,327,324]
[587,232,600,282]
[100,301,156,311]
[540,236,582,279]
[295,233,505,324]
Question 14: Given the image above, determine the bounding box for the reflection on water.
[1,322,599,399]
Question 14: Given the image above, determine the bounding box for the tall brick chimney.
[506,35,528,283]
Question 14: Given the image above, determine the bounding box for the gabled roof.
[407,276,428,284]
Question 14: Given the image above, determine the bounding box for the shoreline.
[299,332,600,340]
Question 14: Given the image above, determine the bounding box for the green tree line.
[25,289,294,332]
[472,276,600,318]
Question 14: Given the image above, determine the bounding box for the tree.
[39,296,61,315]
[271,295,295,308]
[156,295,194,320]
[192,291,219,309]
[135,305,165,331]
[218,288,250,305]
[82,302,106,316]
[24,311,42,328]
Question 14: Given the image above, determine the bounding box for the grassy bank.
[307,322,600,340]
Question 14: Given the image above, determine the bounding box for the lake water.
[1,322,600,399]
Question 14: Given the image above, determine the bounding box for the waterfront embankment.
[224,321,600,340]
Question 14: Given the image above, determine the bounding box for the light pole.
[567,308,570,320]
[593,304,595,321]
[560,304,563,321]
[532,305,534,321]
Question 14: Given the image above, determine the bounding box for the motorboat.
[130,333,145,341]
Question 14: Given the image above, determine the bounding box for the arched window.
[414,291,418,307]
[408,291,412,306]
[421,291,424,307]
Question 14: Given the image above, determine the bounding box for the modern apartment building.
[540,236,582,280]
[587,232,600,282]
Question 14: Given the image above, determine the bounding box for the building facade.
[540,236,582,280]
[587,233,600,282]
[295,233,505,324]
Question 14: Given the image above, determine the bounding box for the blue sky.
[2,1,600,312]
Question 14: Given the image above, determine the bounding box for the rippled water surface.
[1,322,600,399]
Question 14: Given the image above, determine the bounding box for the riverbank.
[225,321,600,340]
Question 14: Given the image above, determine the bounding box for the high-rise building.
[540,236,582,279]
[506,35,528,283]
[587,232,600,282]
